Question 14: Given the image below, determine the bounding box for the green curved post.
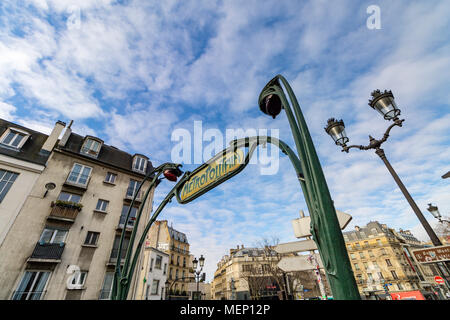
[258,75,360,300]
[112,163,181,300]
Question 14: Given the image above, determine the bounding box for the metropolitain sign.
[176,147,246,204]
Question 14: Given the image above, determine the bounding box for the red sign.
[435,276,444,284]
[390,291,425,300]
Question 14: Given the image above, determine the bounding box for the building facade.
[0,120,156,300]
[0,119,62,246]
[134,247,169,300]
[343,221,443,299]
[141,220,192,299]
[210,245,317,300]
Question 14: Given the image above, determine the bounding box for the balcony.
[28,242,65,263]
[48,201,82,222]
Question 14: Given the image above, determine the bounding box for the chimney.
[41,120,66,153]
[355,226,360,231]
[58,120,73,148]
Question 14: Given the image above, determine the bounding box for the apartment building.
[141,220,192,299]
[211,245,293,300]
[0,120,155,300]
[343,221,442,299]
[134,246,169,300]
[0,119,62,246]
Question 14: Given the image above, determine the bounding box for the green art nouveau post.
[111,163,183,300]
[258,75,360,300]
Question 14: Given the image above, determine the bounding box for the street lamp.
[427,203,450,225]
[258,75,361,300]
[324,89,443,247]
[192,255,205,300]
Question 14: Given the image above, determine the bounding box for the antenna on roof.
[68,120,73,129]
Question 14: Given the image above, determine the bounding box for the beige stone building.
[209,245,327,300]
[343,221,444,299]
[0,120,155,300]
[0,119,58,246]
[140,220,192,299]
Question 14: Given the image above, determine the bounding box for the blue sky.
[1,0,449,282]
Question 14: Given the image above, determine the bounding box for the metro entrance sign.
[176,148,245,204]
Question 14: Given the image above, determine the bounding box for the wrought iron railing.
[30,242,65,261]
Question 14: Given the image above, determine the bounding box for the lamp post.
[324,89,443,247]
[427,203,450,225]
[111,163,184,300]
[257,75,360,300]
[192,255,205,300]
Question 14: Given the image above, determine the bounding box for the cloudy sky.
[1,0,449,282]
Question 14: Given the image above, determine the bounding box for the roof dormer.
[0,126,30,150]
[80,136,103,158]
[132,154,148,174]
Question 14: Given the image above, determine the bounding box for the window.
[350,253,356,260]
[354,263,360,270]
[363,241,369,248]
[39,228,68,244]
[0,170,19,202]
[155,255,162,270]
[104,172,117,184]
[363,262,368,269]
[80,138,102,158]
[359,252,365,259]
[57,192,81,203]
[126,179,141,199]
[163,263,167,275]
[12,271,50,300]
[377,272,384,280]
[183,257,186,267]
[132,156,147,173]
[368,250,374,257]
[376,239,382,246]
[84,232,100,246]
[119,205,137,228]
[67,163,92,187]
[386,259,392,267]
[391,270,398,279]
[110,235,130,263]
[372,261,379,268]
[1,127,29,149]
[367,273,373,282]
[397,283,403,290]
[95,199,109,212]
[355,243,361,249]
[70,271,87,289]
[99,272,114,300]
[175,269,179,279]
